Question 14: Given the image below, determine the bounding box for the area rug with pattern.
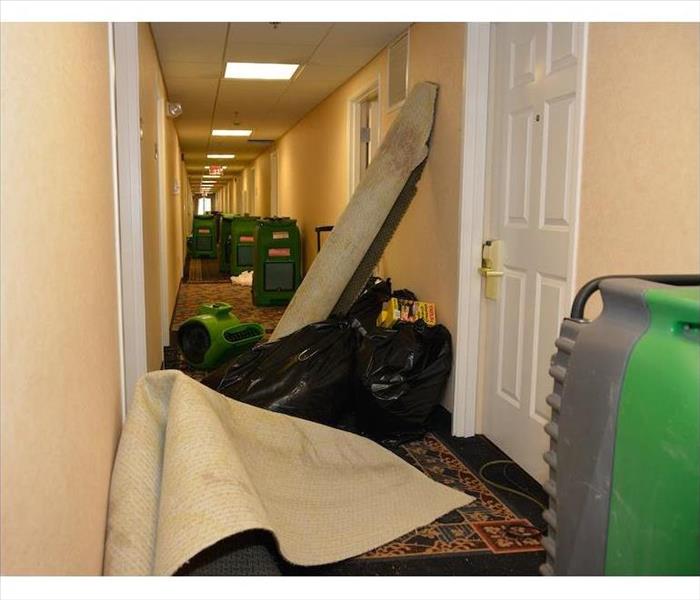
[358,433,543,560]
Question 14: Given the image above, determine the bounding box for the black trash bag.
[392,288,418,301]
[355,320,452,440]
[342,276,393,331]
[201,319,358,426]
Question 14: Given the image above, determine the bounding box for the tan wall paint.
[180,160,193,257]
[253,152,272,217]
[0,23,122,574]
[275,48,388,271]
[577,23,700,316]
[165,116,184,318]
[139,22,166,370]
[139,24,189,365]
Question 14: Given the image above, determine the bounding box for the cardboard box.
[377,297,437,328]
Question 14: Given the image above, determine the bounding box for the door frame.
[452,23,491,437]
[347,79,381,201]
[452,23,589,437]
[111,22,148,412]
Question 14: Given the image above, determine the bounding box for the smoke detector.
[167,102,183,118]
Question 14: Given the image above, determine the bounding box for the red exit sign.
[208,165,223,175]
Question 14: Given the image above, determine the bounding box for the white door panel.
[482,23,585,482]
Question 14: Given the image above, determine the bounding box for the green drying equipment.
[252,217,302,307]
[230,215,260,276]
[177,302,264,370]
[541,275,700,576]
[219,214,235,273]
[190,214,217,259]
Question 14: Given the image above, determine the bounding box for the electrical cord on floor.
[478,459,547,510]
[478,460,548,539]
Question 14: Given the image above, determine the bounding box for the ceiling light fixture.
[207,154,236,159]
[212,129,252,137]
[224,62,299,80]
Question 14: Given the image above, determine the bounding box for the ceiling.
[150,22,409,195]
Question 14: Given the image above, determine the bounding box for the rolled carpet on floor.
[103,371,472,575]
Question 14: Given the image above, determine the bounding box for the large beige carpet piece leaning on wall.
[104,371,472,575]
[272,81,438,340]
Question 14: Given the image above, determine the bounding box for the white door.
[481,23,586,482]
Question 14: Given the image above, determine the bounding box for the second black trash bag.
[201,319,357,426]
[355,321,453,439]
[342,276,393,331]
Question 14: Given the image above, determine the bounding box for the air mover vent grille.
[178,322,211,365]
[196,235,212,251]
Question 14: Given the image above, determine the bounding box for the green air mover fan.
[219,214,235,273]
[230,215,260,276]
[190,214,217,259]
[252,217,302,307]
[177,302,264,370]
[542,275,699,576]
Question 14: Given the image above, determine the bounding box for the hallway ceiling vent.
[247,139,274,145]
[388,31,409,109]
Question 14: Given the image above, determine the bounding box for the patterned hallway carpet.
[360,434,543,560]
[184,256,231,283]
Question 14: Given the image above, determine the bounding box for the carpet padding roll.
[103,371,472,575]
[271,82,438,340]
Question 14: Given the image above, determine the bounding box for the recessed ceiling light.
[212,129,252,137]
[202,175,220,178]
[224,62,299,80]
[207,154,236,159]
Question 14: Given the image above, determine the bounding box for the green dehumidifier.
[230,215,260,276]
[190,214,217,259]
[177,302,264,370]
[252,217,302,306]
[219,214,235,273]
[542,275,699,576]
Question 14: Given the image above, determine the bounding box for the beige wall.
[577,23,700,315]
[252,151,272,217]
[272,24,466,408]
[0,23,122,574]
[274,47,389,271]
[139,22,165,370]
[139,23,188,367]
[165,111,184,320]
[180,160,193,256]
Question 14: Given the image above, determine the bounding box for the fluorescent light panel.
[212,129,252,137]
[207,154,235,159]
[225,62,299,80]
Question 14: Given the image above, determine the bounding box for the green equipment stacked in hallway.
[252,217,302,306]
[230,215,260,275]
[542,275,699,576]
[219,214,235,273]
[177,302,264,370]
[189,214,217,259]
